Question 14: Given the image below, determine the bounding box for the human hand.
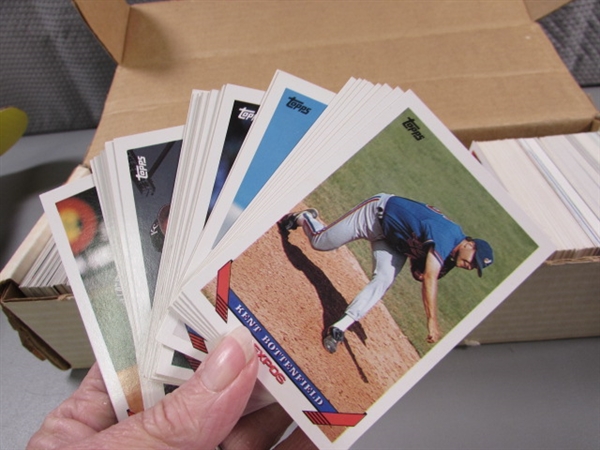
[427,319,441,344]
[27,327,316,450]
[411,268,425,282]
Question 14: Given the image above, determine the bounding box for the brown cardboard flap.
[4,296,95,370]
[524,0,572,21]
[2,293,72,370]
[71,0,130,64]
[467,260,600,344]
[122,1,532,68]
[73,0,596,162]
[85,16,597,162]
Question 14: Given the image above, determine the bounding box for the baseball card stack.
[470,133,600,262]
[40,70,555,449]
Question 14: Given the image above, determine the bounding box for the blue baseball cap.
[473,239,493,277]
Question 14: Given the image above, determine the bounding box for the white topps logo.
[135,156,148,180]
[238,107,256,121]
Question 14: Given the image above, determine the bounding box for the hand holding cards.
[41,70,554,449]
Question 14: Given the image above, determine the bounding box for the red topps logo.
[254,343,286,385]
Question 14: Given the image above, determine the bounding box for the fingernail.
[200,327,255,392]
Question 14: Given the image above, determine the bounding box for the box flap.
[71,0,130,64]
[467,261,600,343]
[81,0,596,163]
[2,297,72,370]
[523,0,572,21]
[4,296,95,369]
[121,0,533,68]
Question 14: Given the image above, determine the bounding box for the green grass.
[84,265,137,372]
[306,108,537,356]
[72,188,137,373]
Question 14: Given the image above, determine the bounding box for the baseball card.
[205,79,404,269]
[142,90,218,386]
[170,78,408,354]
[154,346,198,385]
[109,127,184,306]
[160,68,340,362]
[179,85,264,271]
[90,129,183,338]
[155,90,218,299]
[41,175,143,420]
[175,90,554,448]
[147,87,263,387]
[91,126,185,407]
[185,70,336,280]
[156,313,209,363]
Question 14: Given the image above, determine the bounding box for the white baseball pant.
[299,194,406,321]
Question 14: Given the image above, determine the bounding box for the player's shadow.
[278,227,369,383]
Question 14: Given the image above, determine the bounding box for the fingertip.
[228,326,256,365]
[200,327,257,392]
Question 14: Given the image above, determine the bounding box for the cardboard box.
[2,0,598,369]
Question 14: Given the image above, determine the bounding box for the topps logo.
[286,96,311,114]
[402,117,425,141]
[238,107,256,121]
[135,156,149,180]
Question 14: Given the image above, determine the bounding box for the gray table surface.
[1,91,599,449]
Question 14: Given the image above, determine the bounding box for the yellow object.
[0,107,28,155]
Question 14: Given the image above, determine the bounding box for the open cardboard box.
[2,0,599,369]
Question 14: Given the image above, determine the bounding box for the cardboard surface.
[1,286,71,370]
[466,261,600,344]
[71,0,129,63]
[4,296,94,369]
[81,0,597,163]
[524,0,574,20]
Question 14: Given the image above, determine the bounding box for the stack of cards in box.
[470,133,600,262]
[41,70,554,449]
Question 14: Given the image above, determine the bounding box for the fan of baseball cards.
[40,70,555,448]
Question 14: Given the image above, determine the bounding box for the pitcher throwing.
[278,194,494,353]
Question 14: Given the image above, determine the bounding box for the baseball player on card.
[278,193,494,353]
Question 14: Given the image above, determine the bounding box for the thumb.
[69,326,258,450]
